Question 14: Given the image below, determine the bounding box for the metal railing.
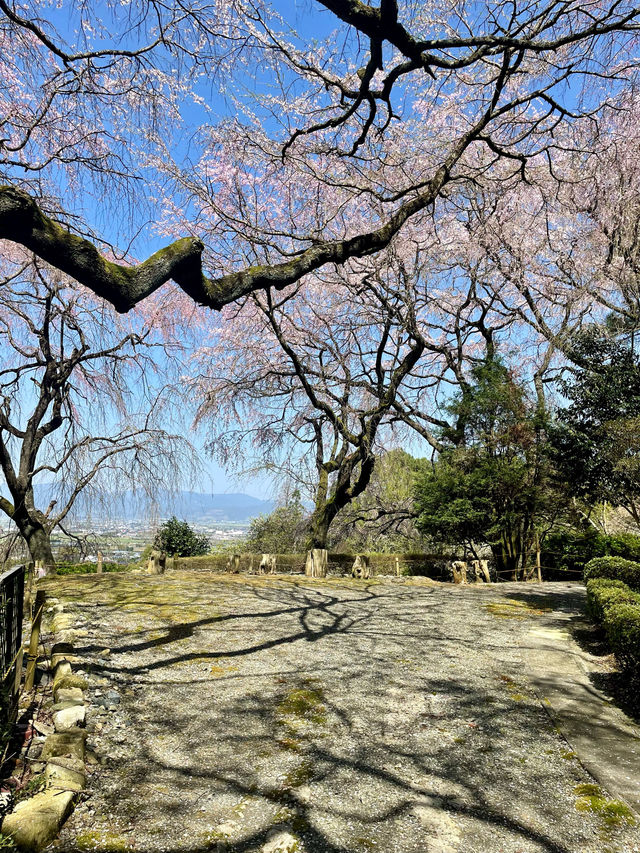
[0,564,25,728]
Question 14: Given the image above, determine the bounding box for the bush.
[542,529,640,578]
[585,578,640,622]
[604,532,640,562]
[541,529,606,577]
[603,602,640,674]
[153,517,210,557]
[584,556,640,591]
[55,562,138,575]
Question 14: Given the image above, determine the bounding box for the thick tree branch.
[0,156,452,312]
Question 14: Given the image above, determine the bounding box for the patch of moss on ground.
[283,757,315,788]
[354,837,378,851]
[485,598,551,618]
[277,682,327,727]
[75,830,134,852]
[573,783,636,827]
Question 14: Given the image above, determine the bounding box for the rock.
[40,729,86,762]
[53,704,86,732]
[53,674,88,692]
[2,788,75,851]
[25,742,43,760]
[45,761,86,793]
[51,643,75,668]
[32,721,54,738]
[51,613,76,634]
[53,687,83,705]
[84,750,100,766]
[47,755,84,773]
[53,661,72,684]
[97,649,111,659]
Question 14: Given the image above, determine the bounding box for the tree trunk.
[22,521,56,575]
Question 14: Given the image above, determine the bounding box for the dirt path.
[40,573,640,853]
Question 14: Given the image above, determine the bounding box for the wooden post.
[535,533,542,583]
[395,556,400,577]
[24,561,35,613]
[97,551,103,573]
[24,589,45,692]
[305,549,328,578]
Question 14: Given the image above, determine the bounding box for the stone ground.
[37,572,640,853]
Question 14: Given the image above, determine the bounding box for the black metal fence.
[0,564,25,729]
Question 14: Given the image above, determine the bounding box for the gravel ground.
[39,572,640,853]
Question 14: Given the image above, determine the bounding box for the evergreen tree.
[154,517,210,557]
[415,360,561,578]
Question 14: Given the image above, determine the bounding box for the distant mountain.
[30,485,274,523]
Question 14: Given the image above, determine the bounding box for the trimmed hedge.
[55,562,139,575]
[583,556,640,592]
[174,551,453,578]
[585,578,640,623]
[603,602,640,673]
[584,574,640,677]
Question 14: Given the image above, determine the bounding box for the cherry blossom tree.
[193,255,428,548]
[0,0,637,316]
[0,254,192,571]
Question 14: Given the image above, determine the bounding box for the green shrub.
[603,602,640,674]
[605,532,640,562]
[542,529,607,577]
[541,529,640,578]
[584,556,640,591]
[586,578,640,622]
[55,562,138,575]
[153,517,210,557]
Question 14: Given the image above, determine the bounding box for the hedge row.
[583,556,640,592]
[584,560,640,677]
[174,552,454,578]
[585,577,640,622]
[55,562,139,575]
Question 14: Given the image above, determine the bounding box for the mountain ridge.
[29,486,275,523]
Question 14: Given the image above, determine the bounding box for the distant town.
[48,518,250,563]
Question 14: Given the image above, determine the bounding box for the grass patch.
[277,682,327,727]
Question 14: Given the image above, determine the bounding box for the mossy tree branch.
[0,167,450,313]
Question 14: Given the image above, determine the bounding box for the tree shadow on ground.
[60,672,600,853]
[44,577,636,853]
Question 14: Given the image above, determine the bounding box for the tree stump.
[226,553,241,574]
[305,549,328,578]
[471,559,491,583]
[351,554,371,579]
[451,560,468,584]
[259,553,277,574]
[147,550,166,575]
